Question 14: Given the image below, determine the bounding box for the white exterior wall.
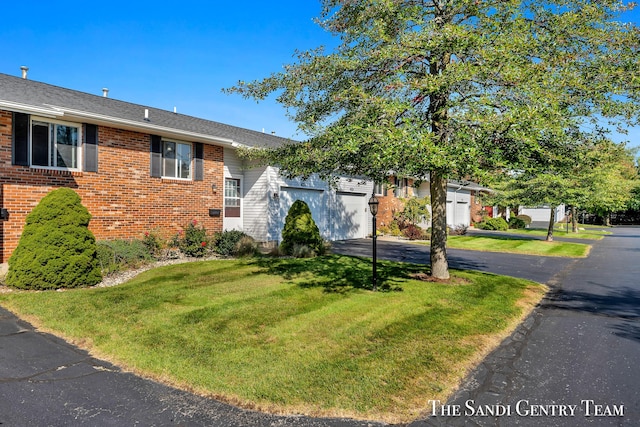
[241,164,272,241]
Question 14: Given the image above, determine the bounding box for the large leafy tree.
[485,134,638,237]
[581,141,638,225]
[227,0,639,279]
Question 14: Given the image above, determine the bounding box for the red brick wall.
[0,110,224,263]
[377,177,415,228]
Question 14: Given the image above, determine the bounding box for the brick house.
[0,71,375,264]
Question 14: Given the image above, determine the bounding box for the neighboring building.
[375,175,488,229]
[0,71,372,263]
[518,205,566,225]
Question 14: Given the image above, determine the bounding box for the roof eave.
[0,100,64,118]
[51,106,240,147]
[0,99,247,148]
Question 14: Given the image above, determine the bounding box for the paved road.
[1,228,637,426]
[399,227,639,427]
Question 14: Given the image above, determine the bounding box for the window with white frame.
[374,182,385,196]
[31,119,81,169]
[163,140,192,179]
[393,177,408,198]
[224,178,241,217]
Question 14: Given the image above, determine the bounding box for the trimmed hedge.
[6,188,102,290]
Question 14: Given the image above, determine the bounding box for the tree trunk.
[430,172,450,279]
[571,206,579,233]
[546,206,556,242]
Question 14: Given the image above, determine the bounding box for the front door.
[223,177,243,231]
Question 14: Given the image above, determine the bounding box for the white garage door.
[333,192,367,240]
[279,187,327,239]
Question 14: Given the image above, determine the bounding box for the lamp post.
[368,194,379,291]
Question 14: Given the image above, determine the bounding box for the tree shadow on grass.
[249,255,430,293]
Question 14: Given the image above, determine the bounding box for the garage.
[333,192,368,240]
[278,187,327,239]
[277,187,369,242]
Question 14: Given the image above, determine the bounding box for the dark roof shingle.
[0,72,293,148]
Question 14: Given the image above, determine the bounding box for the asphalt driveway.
[331,235,570,284]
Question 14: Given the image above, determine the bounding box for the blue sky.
[1,0,638,147]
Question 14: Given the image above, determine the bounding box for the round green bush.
[6,188,102,290]
[477,217,509,231]
[280,200,325,256]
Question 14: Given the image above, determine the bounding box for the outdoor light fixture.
[368,195,379,291]
[0,208,8,220]
[211,183,217,194]
[368,195,379,216]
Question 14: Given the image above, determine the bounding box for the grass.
[444,235,591,257]
[0,255,545,423]
[504,227,611,240]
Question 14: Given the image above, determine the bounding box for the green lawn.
[506,227,610,240]
[444,235,591,257]
[0,255,545,423]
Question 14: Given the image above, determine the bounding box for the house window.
[374,182,385,196]
[394,177,408,198]
[163,140,191,179]
[31,119,81,169]
[225,178,241,217]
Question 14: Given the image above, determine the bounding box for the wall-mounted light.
[0,208,9,220]
[273,192,279,200]
[211,183,217,194]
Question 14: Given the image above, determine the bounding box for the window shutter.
[194,142,204,181]
[12,112,29,166]
[84,124,99,172]
[150,135,162,177]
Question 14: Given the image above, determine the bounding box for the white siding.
[242,164,271,241]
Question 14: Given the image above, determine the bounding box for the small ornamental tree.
[6,188,102,290]
[280,200,324,256]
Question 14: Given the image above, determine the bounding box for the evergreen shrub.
[6,188,102,290]
[280,200,325,256]
[508,217,527,229]
[477,217,509,231]
[214,230,250,256]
